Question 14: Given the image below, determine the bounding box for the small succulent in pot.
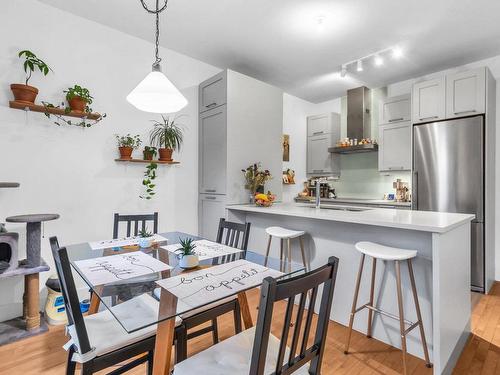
[175,238,199,269]
[143,146,157,161]
[115,133,142,160]
[11,50,52,104]
[138,228,154,248]
[64,85,93,113]
[149,115,184,162]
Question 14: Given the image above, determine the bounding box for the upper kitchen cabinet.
[378,121,411,171]
[379,94,411,124]
[412,77,446,124]
[306,113,340,176]
[199,71,227,113]
[199,106,227,194]
[446,67,486,118]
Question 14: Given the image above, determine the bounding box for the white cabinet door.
[199,71,226,113]
[412,77,446,123]
[378,121,411,171]
[199,194,226,241]
[379,94,411,124]
[199,106,227,194]
[307,113,333,136]
[446,67,486,118]
[307,134,339,175]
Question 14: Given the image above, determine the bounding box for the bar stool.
[264,226,308,272]
[344,241,432,374]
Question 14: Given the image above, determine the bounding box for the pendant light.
[127,0,188,114]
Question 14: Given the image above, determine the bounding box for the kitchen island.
[227,203,474,375]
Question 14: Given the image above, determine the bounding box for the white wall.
[0,0,220,320]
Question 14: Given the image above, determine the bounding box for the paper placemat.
[89,234,167,250]
[164,239,243,261]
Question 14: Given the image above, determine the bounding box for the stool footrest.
[355,303,414,327]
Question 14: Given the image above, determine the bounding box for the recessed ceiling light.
[340,64,347,78]
[392,47,403,59]
[374,55,384,66]
[357,60,363,72]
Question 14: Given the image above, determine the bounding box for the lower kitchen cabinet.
[199,194,226,241]
[378,121,411,171]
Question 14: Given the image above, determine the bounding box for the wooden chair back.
[214,218,251,263]
[249,256,339,375]
[49,236,93,355]
[112,212,158,238]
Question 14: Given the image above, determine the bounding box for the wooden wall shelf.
[9,101,102,120]
[115,159,180,165]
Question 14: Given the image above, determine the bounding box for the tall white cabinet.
[198,70,283,240]
[306,113,340,176]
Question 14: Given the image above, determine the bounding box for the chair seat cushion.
[173,327,310,374]
[266,226,305,239]
[355,241,417,261]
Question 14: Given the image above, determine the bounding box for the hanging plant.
[42,101,106,128]
[140,162,157,200]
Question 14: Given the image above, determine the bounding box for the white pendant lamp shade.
[126,69,188,114]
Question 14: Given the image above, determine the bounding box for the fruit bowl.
[255,192,276,207]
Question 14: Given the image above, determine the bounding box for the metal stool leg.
[407,259,433,368]
[367,257,377,338]
[287,238,292,273]
[344,253,365,355]
[279,238,284,272]
[395,260,408,375]
[298,236,308,271]
[264,235,272,266]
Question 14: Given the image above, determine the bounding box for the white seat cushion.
[266,226,306,239]
[355,241,417,261]
[173,327,310,375]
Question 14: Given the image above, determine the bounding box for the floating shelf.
[0,182,20,188]
[9,101,102,120]
[329,144,379,154]
[115,158,180,165]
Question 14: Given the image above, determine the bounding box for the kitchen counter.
[227,203,473,374]
[295,196,412,207]
[228,203,473,233]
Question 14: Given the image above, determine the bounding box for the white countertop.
[295,196,412,207]
[227,203,474,233]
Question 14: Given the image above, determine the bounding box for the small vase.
[179,254,199,269]
[139,237,153,248]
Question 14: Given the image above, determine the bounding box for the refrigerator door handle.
[412,171,418,210]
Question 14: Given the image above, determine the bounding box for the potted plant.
[138,228,155,248]
[115,134,141,160]
[143,146,157,161]
[11,50,52,104]
[149,115,183,162]
[175,238,199,269]
[140,162,157,200]
[64,85,93,112]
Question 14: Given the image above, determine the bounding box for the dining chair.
[173,256,339,374]
[113,212,158,238]
[173,218,251,362]
[49,236,160,375]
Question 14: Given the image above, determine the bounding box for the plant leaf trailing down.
[42,101,106,128]
[140,162,157,200]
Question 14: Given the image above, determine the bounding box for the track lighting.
[340,65,347,78]
[356,60,363,72]
[392,47,403,59]
[374,55,384,66]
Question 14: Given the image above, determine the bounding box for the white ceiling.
[40,0,500,103]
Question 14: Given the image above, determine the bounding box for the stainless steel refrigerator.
[412,115,484,292]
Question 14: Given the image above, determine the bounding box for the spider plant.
[149,115,184,151]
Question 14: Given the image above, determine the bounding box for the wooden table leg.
[88,293,101,315]
[24,273,40,330]
[238,291,253,329]
[153,288,177,375]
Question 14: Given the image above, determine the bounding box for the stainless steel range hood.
[329,86,377,154]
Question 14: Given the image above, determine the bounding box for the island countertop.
[227,203,474,233]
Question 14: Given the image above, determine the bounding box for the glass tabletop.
[66,231,306,333]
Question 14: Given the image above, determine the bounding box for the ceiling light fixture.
[392,47,403,59]
[127,0,188,114]
[356,60,363,72]
[340,65,347,78]
[374,55,384,66]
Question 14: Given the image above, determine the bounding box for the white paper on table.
[74,251,172,286]
[88,234,168,250]
[163,239,243,261]
[155,259,283,308]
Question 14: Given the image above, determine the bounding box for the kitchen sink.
[304,205,371,212]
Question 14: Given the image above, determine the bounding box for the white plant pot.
[179,254,199,269]
[138,237,153,248]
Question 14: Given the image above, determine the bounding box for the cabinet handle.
[205,189,217,192]
[419,115,439,121]
[205,103,217,108]
[454,110,477,115]
[389,118,404,122]
[205,196,217,200]
[312,131,324,135]
[313,169,324,173]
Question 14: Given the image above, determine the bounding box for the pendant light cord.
[139,0,169,67]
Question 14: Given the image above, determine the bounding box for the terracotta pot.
[118,146,133,160]
[143,150,154,161]
[10,84,38,104]
[68,96,87,112]
[158,148,173,161]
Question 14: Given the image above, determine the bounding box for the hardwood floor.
[1,284,499,375]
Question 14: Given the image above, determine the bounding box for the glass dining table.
[66,231,306,375]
